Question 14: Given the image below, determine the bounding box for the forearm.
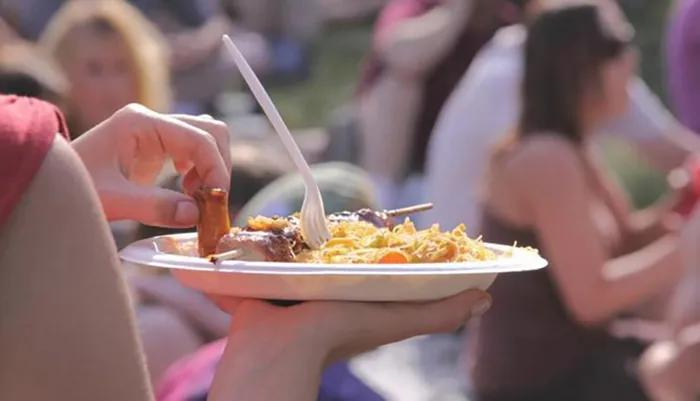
[380,2,469,76]
[357,82,419,186]
[168,15,230,60]
[196,15,231,46]
[617,205,676,255]
[596,236,684,322]
[360,123,413,183]
[208,330,324,401]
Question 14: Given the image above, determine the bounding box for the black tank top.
[470,209,614,396]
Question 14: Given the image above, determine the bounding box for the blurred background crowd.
[2,0,700,400]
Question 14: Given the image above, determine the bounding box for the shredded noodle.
[295,218,496,264]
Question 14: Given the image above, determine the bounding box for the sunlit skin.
[61,25,139,133]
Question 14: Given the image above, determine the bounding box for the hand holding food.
[207,288,491,401]
[72,104,232,228]
[211,287,492,366]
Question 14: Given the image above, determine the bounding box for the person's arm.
[207,288,490,401]
[585,147,676,255]
[168,14,231,71]
[517,137,685,325]
[0,135,153,401]
[599,77,700,173]
[377,0,472,77]
[209,327,324,401]
[639,330,700,401]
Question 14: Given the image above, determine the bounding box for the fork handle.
[222,36,314,180]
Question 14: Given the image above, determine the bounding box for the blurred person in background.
[638,163,700,400]
[356,0,520,211]
[471,2,700,400]
[154,0,269,116]
[424,0,700,236]
[1,0,269,117]
[0,41,68,105]
[40,0,171,138]
[226,0,322,83]
[639,251,700,401]
[666,0,700,134]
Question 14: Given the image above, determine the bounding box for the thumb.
[345,289,491,351]
[386,289,492,337]
[105,182,199,228]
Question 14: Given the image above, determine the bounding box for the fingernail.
[198,114,214,120]
[175,201,199,224]
[470,298,492,318]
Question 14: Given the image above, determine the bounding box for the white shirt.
[424,25,675,235]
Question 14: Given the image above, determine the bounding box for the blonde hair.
[40,0,171,113]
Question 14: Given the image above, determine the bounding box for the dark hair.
[518,2,631,143]
[0,72,46,98]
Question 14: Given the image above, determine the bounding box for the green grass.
[610,0,674,207]
[269,1,676,207]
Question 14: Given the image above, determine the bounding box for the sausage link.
[193,187,231,257]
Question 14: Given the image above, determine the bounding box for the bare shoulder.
[498,134,589,202]
[32,134,99,208]
[509,135,584,178]
[1,134,103,246]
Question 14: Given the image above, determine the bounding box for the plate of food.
[120,188,548,302]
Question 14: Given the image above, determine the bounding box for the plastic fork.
[222,35,331,249]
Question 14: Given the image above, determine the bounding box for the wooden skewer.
[384,203,434,218]
[208,248,245,263]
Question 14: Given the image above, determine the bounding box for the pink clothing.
[0,95,69,227]
[356,0,441,96]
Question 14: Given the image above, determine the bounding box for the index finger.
[172,114,233,174]
[121,105,230,189]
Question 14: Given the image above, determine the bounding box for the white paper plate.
[119,233,548,301]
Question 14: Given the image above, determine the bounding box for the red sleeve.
[0,95,71,228]
[373,0,438,47]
